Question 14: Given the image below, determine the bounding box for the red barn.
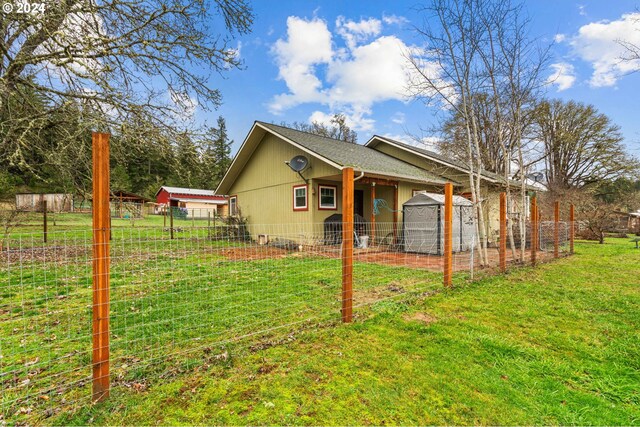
[155,186,228,218]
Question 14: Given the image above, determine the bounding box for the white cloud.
[569,12,640,87]
[270,16,333,112]
[554,33,566,43]
[382,134,440,151]
[391,112,405,124]
[336,16,381,50]
[382,14,409,26]
[546,62,577,91]
[270,16,419,131]
[578,5,587,17]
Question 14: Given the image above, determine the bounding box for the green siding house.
[216,122,453,244]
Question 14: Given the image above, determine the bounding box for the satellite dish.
[288,155,309,172]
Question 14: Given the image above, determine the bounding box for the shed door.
[459,206,475,251]
[404,205,439,254]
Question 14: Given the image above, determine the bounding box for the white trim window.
[318,185,337,210]
[293,185,308,211]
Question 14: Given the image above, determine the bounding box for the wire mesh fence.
[1,221,441,423]
[1,197,575,423]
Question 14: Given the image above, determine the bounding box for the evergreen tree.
[211,116,233,188]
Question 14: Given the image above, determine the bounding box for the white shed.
[403,192,474,255]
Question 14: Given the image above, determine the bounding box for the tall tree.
[174,132,202,188]
[201,116,233,188]
[532,99,635,190]
[408,0,548,264]
[1,0,253,179]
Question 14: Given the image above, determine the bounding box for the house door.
[354,190,364,217]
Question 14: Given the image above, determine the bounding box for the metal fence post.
[170,206,174,240]
[342,167,354,323]
[92,132,110,402]
[43,199,48,243]
[530,196,537,267]
[444,183,453,287]
[569,203,575,254]
[554,201,560,258]
[499,192,506,272]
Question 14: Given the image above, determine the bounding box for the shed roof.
[403,191,473,207]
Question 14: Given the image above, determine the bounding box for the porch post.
[341,167,354,323]
[392,184,398,244]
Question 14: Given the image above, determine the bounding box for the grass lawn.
[37,237,639,425]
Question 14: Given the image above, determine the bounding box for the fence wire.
[1,208,575,424]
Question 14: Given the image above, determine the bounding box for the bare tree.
[532,99,636,190]
[280,113,358,144]
[475,0,549,262]
[407,0,492,265]
[409,0,548,264]
[1,0,253,177]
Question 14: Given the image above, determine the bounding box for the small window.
[293,185,308,211]
[229,196,237,216]
[318,185,337,210]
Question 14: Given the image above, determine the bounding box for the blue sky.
[194,1,640,158]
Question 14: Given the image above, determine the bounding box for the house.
[365,135,533,242]
[155,186,228,218]
[215,122,453,244]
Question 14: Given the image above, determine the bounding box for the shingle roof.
[369,135,503,182]
[257,122,450,185]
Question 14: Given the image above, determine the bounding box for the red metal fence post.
[92,132,110,402]
[499,192,507,272]
[444,183,453,287]
[341,167,354,323]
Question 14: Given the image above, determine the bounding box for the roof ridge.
[257,121,361,146]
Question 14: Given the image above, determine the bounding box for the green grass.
[2,228,638,425]
[26,238,639,425]
[0,225,440,424]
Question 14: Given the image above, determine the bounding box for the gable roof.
[216,122,452,194]
[365,135,504,183]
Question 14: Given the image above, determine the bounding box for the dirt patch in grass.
[219,246,291,261]
[0,245,89,265]
[405,312,438,325]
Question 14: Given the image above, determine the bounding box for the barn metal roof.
[169,197,227,204]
